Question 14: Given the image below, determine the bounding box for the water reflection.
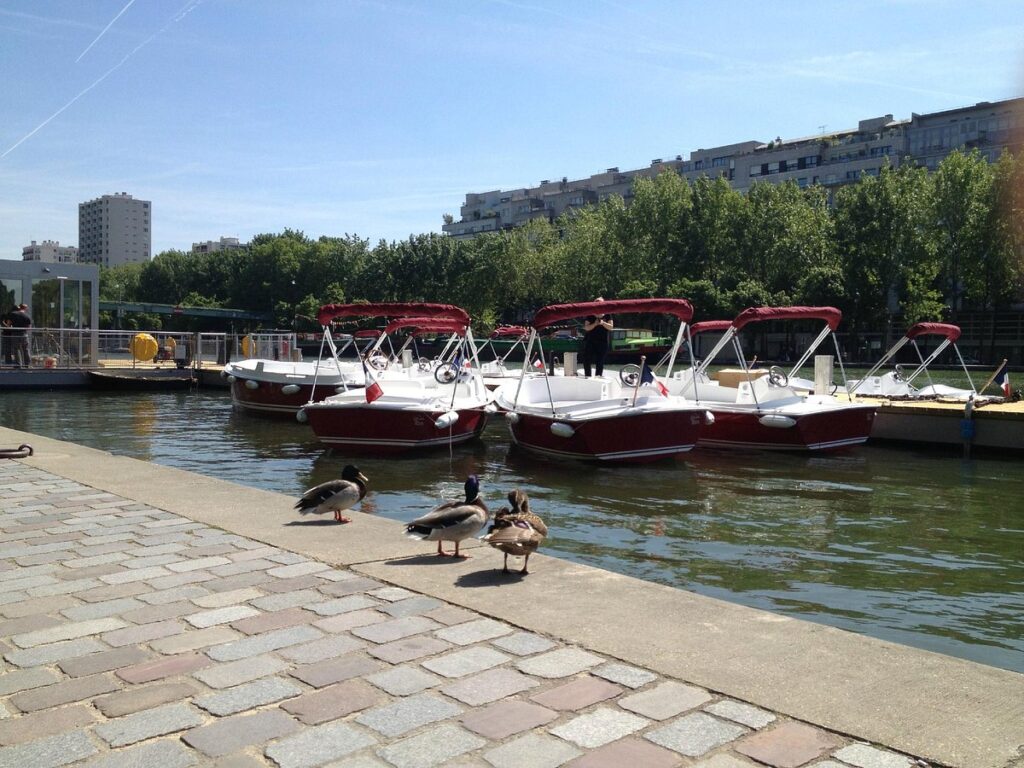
[1,389,1022,673]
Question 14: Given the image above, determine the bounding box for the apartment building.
[21,240,79,263]
[191,237,246,255]
[443,98,1022,239]
[78,193,151,266]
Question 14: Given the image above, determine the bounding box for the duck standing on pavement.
[294,465,369,523]
[483,489,547,575]
[405,475,489,557]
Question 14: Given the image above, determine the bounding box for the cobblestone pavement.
[0,461,925,768]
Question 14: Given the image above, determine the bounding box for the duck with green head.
[405,475,489,557]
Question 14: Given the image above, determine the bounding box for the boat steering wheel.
[619,364,641,387]
[367,353,389,371]
[417,357,432,372]
[893,364,907,382]
[434,363,458,384]
[768,366,789,388]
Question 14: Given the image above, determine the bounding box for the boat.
[87,367,195,390]
[604,327,673,363]
[222,329,377,417]
[300,303,496,453]
[664,306,877,451]
[495,298,708,463]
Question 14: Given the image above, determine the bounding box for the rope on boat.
[0,444,34,459]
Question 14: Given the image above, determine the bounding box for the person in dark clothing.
[8,303,32,367]
[581,297,613,377]
[1,313,13,365]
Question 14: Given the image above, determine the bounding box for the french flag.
[362,360,383,403]
[640,362,669,397]
[532,355,544,370]
[994,361,1011,397]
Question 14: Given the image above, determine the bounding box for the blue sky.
[1,0,1022,259]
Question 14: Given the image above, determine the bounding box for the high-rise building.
[21,240,79,263]
[78,193,151,266]
[191,237,245,255]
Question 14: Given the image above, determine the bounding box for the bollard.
[814,355,833,395]
[563,351,577,377]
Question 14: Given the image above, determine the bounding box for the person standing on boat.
[582,297,613,377]
[8,303,32,368]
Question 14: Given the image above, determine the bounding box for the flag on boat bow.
[994,361,1011,397]
[362,360,383,403]
[531,354,544,370]
[640,362,669,397]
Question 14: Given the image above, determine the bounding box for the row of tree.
[101,149,1023,340]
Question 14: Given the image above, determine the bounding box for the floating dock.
[862,396,1024,451]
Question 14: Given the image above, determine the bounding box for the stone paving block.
[61,597,146,621]
[483,732,582,768]
[210,755,269,768]
[318,577,386,597]
[210,558,278,578]
[0,666,61,695]
[618,680,712,720]
[75,583,151,604]
[121,553,185,570]
[0,613,63,637]
[5,637,108,668]
[564,736,682,768]
[686,755,755,768]
[94,702,206,747]
[265,551,307,565]
[530,676,624,711]
[149,571,217,591]
[10,671,120,711]
[194,653,289,689]
[734,720,843,767]
[65,553,129,569]
[351,616,441,644]
[265,721,377,768]
[187,605,261,628]
[79,738,199,768]
[99,566,173,585]
[259,575,324,593]
[645,712,747,758]
[11,616,127,648]
[0,703,96,746]
[314,609,388,634]
[441,666,539,705]
[551,706,649,748]
[231,607,316,634]
[117,652,212,684]
[290,652,384,688]
[380,596,444,618]
[279,679,382,725]
[207,625,323,661]
[376,723,485,768]
[123,542,185,558]
[366,586,415,602]
[192,587,264,609]
[419,604,475,626]
[705,700,776,729]
[183,709,300,758]
[833,743,914,768]
[58,645,152,677]
[30,577,106,597]
[59,563,127,580]
[490,631,556,656]
[0,593,79,618]
[337,631,446,665]
[278,633,366,664]
[119,600,197,624]
[249,589,323,612]
[516,648,603,678]
[306,595,380,616]
[268,561,328,579]
[102,618,187,646]
[365,665,441,696]
[195,675,303,716]
[95,680,202,718]
[355,692,463,737]
[591,662,658,689]
[434,618,513,646]
[167,556,233,573]
[137,585,211,605]
[420,646,510,678]
[461,699,558,740]
[151,625,240,654]
[0,730,98,768]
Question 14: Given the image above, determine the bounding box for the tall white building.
[78,193,152,266]
[191,237,245,254]
[21,240,79,263]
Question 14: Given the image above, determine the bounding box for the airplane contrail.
[1,0,201,161]
[76,0,137,63]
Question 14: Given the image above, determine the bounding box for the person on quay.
[582,297,613,378]
[1,312,13,366]
[7,303,32,368]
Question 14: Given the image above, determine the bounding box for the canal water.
[2,388,1022,674]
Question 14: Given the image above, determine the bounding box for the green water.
[1,388,1021,673]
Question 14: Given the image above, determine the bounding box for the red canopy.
[490,325,529,338]
[383,317,466,336]
[905,322,961,343]
[317,302,470,327]
[532,298,693,330]
[689,320,733,336]
[732,306,842,332]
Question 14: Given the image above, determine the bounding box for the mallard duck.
[483,489,547,574]
[405,475,489,557]
[294,465,369,523]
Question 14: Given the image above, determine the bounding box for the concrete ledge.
[3,425,1023,768]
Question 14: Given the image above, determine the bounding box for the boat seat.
[519,377,613,405]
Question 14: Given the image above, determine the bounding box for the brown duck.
[483,489,548,574]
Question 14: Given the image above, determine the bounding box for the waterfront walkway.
[1,427,1022,768]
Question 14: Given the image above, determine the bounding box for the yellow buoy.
[130,333,158,361]
[241,335,253,357]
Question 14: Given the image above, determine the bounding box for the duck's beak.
[358,472,369,485]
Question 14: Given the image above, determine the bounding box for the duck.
[405,475,489,557]
[483,489,547,575]
[294,465,369,523]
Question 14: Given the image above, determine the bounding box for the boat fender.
[281,384,301,395]
[334,386,347,394]
[484,403,498,414]
[295,408,308,423]
[220,369,228,378]
[550,422,575,438]
[244,379,259,390]
[227,375,237,384]
[435,411,460,429]
[758,414,797,429]
[704,410,715,426]
[504,412,520,424]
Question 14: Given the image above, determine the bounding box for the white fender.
[295,408,308,423]
[281,384,301,395]
[335,386,348,394]
[244,379,259,390]
[220,368,228,378]
[550,422,575,438]
[704,410,716,425]
[227,375,237,384]
[759,414,797,428]
[504,411,520,424]
[484,403,499,414]
[435,410,460,429]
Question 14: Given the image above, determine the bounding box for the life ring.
[0,444,34,459]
